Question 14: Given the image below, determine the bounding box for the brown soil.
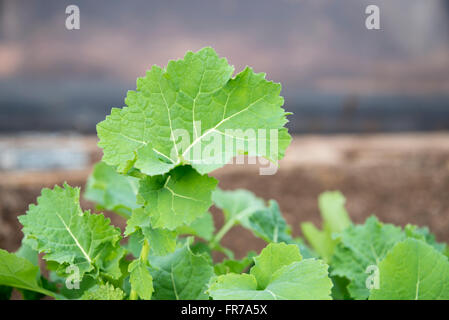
[1,133,449,260]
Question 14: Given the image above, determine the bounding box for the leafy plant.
[1,47,448,300]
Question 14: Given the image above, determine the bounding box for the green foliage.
[97,47,291,176]
[214,252,256,276]
[18,184,123,278]
[207,243,332,300]
[370,239,449,300]
[85,161,139,218]
[0,249,54,297]
[330,216,406,300]
[1,47,447,301]
[301,191,352,262]
[129,260,153,300]
[137,165,217,230]
[149,240,213,300]
[81,283,125,300]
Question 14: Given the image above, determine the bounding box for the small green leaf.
[149,241,214,300]
[212,188,265,228]
[128,260,154,300]
[370,239,449,300]
[84,161,139,218]
[301,191,352,262]
[318,191,351,233]
[247,200,292,243]
[19,183,122,277]
[176,211,215,241]
[126,208,177,256]
[250,243,302,289]
[214,252,256,276]
[81,283,125,300]
[138,166,217,230]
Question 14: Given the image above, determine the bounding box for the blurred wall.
[0,0,448,133]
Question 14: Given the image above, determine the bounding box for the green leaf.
[14,240,52,299]
[318,191,352,233]
[291,238,317,259]
[208,243,332,300]
[50,272,97,300]
[125,208,177,256]
[330,275,351,300]
[0,249,54,297]
[128,260,154,300]
[125,232,144,258]
[250,243,302,289]
[84,161,139,218]
[16,240,39,266]
[18,183,122,277]
[97,47,291,176]
[149,241,214,300]
[370,239,449,300]
[404,224,447,253]
[212,188,265,228]
[0,285,12,300]
[331,216,406,300]
[247,200,292,243]
[214,252,256,275]
[301,191,352,262]
[81,283,125,300]
[97,244,127,280]
[212,188,305,257]
[138,165,217,230]
[176,211,215,241]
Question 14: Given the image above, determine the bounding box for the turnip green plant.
[1,47,448,300]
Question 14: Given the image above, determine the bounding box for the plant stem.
[129,239,150,300]
[140,239,150,262]
[209,207,256,250]
[209,219,235,249]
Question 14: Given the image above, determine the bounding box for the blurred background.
[1,0,449,255]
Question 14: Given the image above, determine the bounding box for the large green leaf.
[149,241,214,300]
[18,183,122,277]
[97,47,291,176]
[138,165,217,230]
[208,243,332,300]
[301,191,352,262]
[331,216,405,300]
[370,239,449,300]
[84,161,139,218]
[0,249,54,297]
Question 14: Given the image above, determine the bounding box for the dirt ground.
[1,133,449,259]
